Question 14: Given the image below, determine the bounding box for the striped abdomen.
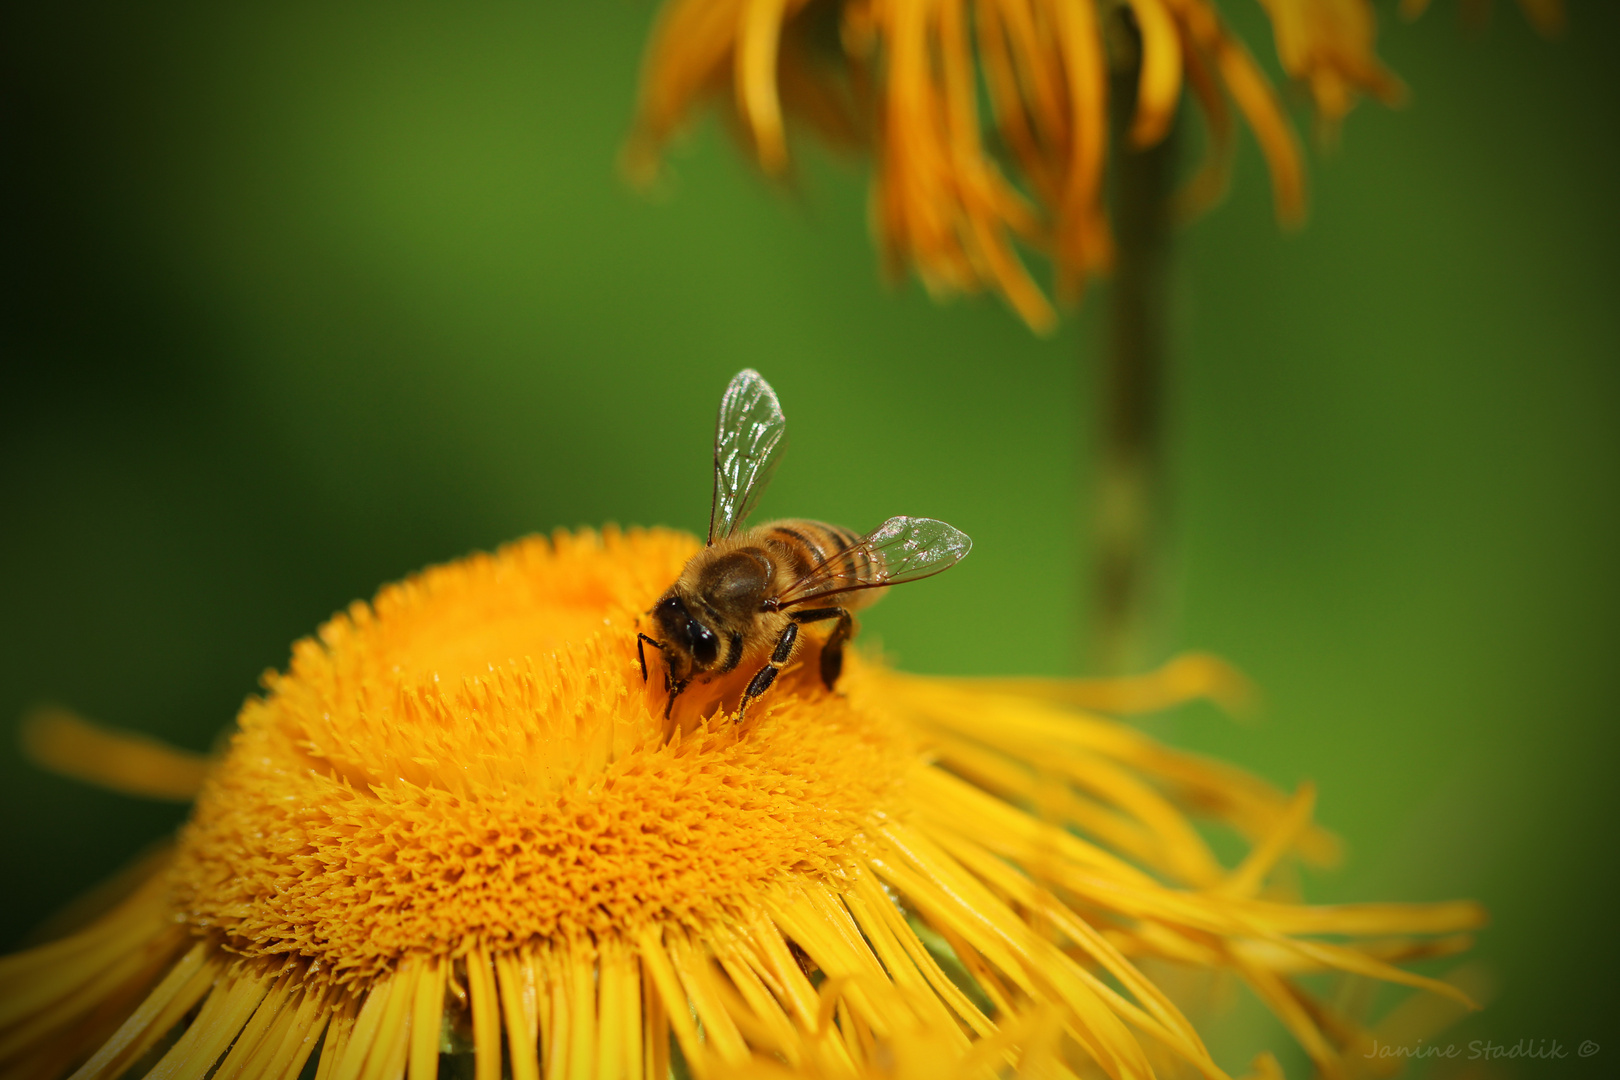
[754,519,882,609]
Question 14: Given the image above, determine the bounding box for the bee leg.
[664,679,689,721]
[788,607,853,690]
[820,610,854,689]
[737,621,799,722]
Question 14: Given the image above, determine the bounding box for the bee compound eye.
[654,596,688,636]
[690,622,719,666]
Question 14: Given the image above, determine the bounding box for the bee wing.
[776,516,972,607]
[708,369,787,544]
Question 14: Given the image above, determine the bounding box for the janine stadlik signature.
[1365,1038,1600,1060]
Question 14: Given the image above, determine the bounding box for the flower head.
[3,528,1483,1079]
[628,0,1561,331]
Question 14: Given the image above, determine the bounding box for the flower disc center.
[168,529,913,983]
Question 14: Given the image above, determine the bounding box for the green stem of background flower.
[1092,24,1176,672]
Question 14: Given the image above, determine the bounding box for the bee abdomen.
[760,519,871,589]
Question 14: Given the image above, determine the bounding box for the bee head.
[652,594,719,678]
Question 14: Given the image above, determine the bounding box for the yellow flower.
[2,528,1483,1080]
[627,0,1562,331]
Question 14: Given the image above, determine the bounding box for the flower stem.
[1092,20,1177,672]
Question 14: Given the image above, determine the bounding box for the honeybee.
[638,369,971,721]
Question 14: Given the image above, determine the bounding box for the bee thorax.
[694,549,772,608]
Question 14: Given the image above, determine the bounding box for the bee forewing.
[777,516,972,606]
[709,369,787,544]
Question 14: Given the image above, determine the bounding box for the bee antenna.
[636,633,666,682]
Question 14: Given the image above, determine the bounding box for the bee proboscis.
[638,369,971,722]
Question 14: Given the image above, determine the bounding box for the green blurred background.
[2,1,1615,1075]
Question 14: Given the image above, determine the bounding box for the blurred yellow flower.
[628,0,1561,331]
[2,528,1484,1079]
